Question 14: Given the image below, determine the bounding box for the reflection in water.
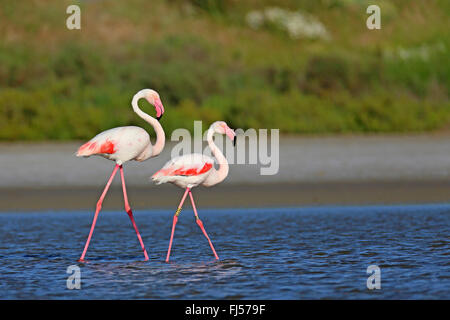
[0,204,449,299]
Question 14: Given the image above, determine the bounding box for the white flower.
[245,7,329,40]
[264,7,286,23]
[246,11,264,30]
[385,43,447,62]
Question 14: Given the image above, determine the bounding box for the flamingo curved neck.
[207,128,229,184]
[132,94,165,158]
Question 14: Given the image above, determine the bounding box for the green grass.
[0,0,449,140]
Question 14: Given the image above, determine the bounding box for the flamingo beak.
[154,98,165,121]
[225,127,236,146]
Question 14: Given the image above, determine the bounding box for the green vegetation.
[0,0,449,140]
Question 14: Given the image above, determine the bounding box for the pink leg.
[79,164,119,262]
[120,165,149,261]
[189,191,219,260]
[165,188,190,262]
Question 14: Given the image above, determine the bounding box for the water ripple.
[0,204,449,299]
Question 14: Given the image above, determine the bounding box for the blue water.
[0,204,449,299]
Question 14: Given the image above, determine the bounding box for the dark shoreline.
[2,136,450,211]
[2,180,450,211]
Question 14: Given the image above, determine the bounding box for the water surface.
[0,204,449,299]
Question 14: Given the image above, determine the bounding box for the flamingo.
[76,88,165,262]
[152,121,236,262]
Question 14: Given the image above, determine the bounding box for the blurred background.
[2,1,450,300]
[0,0,449,140]
[0,0,450,210]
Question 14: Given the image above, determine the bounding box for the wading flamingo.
[76,89,165,262]
[152,121,236,262]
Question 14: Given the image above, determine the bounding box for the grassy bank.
[0,0,449,140]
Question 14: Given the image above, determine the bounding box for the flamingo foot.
[165,215,179,263]
[120,165,150,261]
[165,188,190,262]
[196,218,219,260]
[127,211,150,261]
[78,164,119,262]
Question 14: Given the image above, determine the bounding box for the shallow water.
[0,204,449,299]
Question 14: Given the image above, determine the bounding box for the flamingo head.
[139,89,165,121]
[211,121,236,146]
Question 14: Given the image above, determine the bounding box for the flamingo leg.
[78,164,119,262]
[119,165,149,261]
[189,191,219,260]
[165,187,190,262]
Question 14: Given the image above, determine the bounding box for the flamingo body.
[154,121,236,262]
[77,126,151,165]
[152,153,215,189]
[75,89,165,262]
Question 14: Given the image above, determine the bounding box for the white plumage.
[155,121,237,262]
[76,126,151,165]
[152,153,215,188]
[75,89,165,262]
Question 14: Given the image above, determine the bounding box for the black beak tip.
[233,136,236,146]
[157,114,163,121]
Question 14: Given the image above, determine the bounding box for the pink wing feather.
[77,139,116,157]
[152,154,214,179]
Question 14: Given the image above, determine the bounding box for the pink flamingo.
[152,121,236,262]
[76,89,165,262]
